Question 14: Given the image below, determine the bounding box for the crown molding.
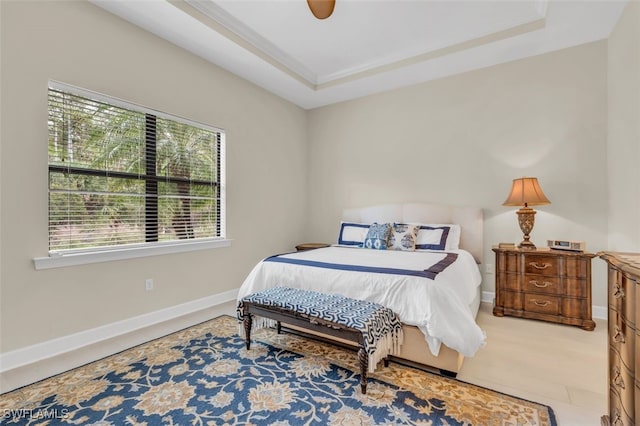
[179,0,317,86]
[178,0,547,91]
[316,16,547,89]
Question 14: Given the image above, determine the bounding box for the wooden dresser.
[492,247,596,330]
[600,252,640,426]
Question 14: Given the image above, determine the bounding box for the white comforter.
[237,246,485,357]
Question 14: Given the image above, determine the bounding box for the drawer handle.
[612,412,623,426]
[613,325,626,344]
[531,299,550,307]
[530,280,552,288]
[529,262,552,270]
[613,283,625,299]
[613,366,625,389]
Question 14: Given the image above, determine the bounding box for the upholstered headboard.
[342,203,483,263]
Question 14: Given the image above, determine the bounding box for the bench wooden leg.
[243,314,252,350]
[358,347,368,394]
[383,358,389,368]
[276,321,281,334]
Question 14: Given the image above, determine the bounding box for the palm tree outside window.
[47,82,224,253]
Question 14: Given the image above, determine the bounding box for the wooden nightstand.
[492,246,596,330]
[295,243,331,252]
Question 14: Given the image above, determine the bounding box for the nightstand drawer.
[523,293,560,315]
[522,274,561,295]
[524,255,559,276]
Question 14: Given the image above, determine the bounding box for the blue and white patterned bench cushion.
[238,287,404,372]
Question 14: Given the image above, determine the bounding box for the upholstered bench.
[238,287,404,394]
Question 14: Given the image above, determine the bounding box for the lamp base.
[518,240,537,250]
[516,207,537,250]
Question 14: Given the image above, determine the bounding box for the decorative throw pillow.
[389,223,419,251]
[362,222,392,250]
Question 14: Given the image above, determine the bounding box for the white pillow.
[412,224,461,251]
[430,223,461,250]
[337,222,370,247]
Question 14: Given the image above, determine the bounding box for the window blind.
[47,83,224,253]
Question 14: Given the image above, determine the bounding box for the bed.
[237,203,485,376]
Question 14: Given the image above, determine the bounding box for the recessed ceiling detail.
[90,0,626,109]
[184,0,547,88]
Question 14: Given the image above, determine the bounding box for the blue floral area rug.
[0,316,556,425]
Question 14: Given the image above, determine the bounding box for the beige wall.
[306,41,609,306]
[607,1,640,251]
[2,1,631,356]
[0,1,307,352]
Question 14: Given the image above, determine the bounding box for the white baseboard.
[482,291,607,320]
[592,305,607,320]
[481,290,495,305]
[0,288,606,391]
[0,288,238,374]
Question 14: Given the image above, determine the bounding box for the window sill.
[33,239,232,270]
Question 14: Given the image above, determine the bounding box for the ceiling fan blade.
[307,0,335,19]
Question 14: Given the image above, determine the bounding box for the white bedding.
[238,246,486,357]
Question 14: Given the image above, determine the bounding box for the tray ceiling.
[90,0,626,109]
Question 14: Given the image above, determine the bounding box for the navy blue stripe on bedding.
[414,225,450,250]
[338,222,369,246]
[264,252,459,280]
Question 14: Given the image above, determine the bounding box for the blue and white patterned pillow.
[389,223,419,251]
[362,222,392,250]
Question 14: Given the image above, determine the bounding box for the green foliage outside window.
[48,86,222,252]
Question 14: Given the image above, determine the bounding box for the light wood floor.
[1,301,607,425]
[460,303,607,426]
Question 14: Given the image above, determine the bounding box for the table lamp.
[503,177,550,249]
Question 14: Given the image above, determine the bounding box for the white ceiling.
[90,0,627,109]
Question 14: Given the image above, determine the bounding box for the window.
[46,82,225,257]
